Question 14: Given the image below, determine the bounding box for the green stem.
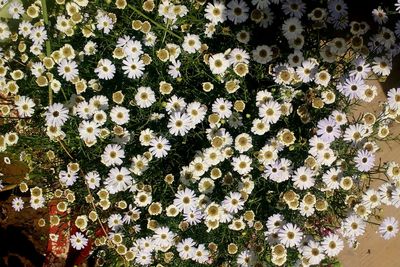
[127,4,182,40]
[41,0,53,106]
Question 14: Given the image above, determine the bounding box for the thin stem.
[40,0,53,105]
[127,4,182,40]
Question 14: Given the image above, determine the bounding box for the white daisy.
[95,58,116,80]
[177,238,196,260]
[78,120,100,142]
[84,171,101,189]
[15,96,35,118]
[209,53,230,75]
[104,166,133,194]
[321,233,344,257]
[302,240,325,265]
[186,102,207,125]
[168,112,193,136]
[379,217,399,240]
[149,136,171,158]
[292,166,315,190]
[110,106,130,125]
[182,34,201,54]
[101,144,125,167]
[135,86,156,108]
[123,40,143,58]
[57,59,79,82]
[70,232,88,250]
[227,0,249,24]
[204,1,227,24]
[259,100,281,124]
[278,223,303,248]
[96,14,114,34]
[122,56,145,79]
[222,192,244,213]
[212,98,232,119]
[11,197,24,212]
[232,154,253,175]
[45,103,69,127]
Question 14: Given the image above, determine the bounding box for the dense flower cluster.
[2,0,400,266]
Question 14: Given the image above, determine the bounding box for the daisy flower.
[168,59,182,78]
[322,168,341,190]
[321,233,344,257]
[259,100,282,124]
[362,188,381,209]
[45,103,69,127]
[204,1,227,24]
[183,209,203,225]
[372,56,392,76]
[387,87,400,111]
[104,166,133,194]
[135,250,152,265]
[168,112,193,136]
[107,214,123,231]
[237,249,256,266]
[85,171,101,189]
[135,86,156,108]
[338,76,367,100]
[232,154,253,175]
[110,106,130,125]
[342,214,366,238]
[29,26,47,45]
[96,14,114,34]
[101,144,125,167]
[130,154,149,175]
[234,133,253,153]
[372,6,388,24]
[282,0,306,18]
[282,17,303,40]
[182,34,201,54]
[94,58,116,80]
[252,45,273,64]
[78,120,100,142]
[343,124,366,144]
[379,217,399,240]
[57,59,79,82]
[122,57,145,79]
[227,0,249,24]
[278,223,303,248]
[153,226,175,249]
[15,96,35,118]
[76,101,94,120]
[186,102,207,124]
[296,59,317,83]
[222,192,244,213]
[292,166,315,190]
[123,40,143,58]
[212,98,232,119]
[59,170,78,186]
[70,232,88,250]
[252,0,270,9]
[251,118,270,135]
[316,117,340,143]
[302,240,325,265]
[149,136,171,158]
[12,197,24,212]
[177,238,196,260]
[350,57,371,80]
[209,53,230,75]
[174,188,198,213]
[8,1,25,19]
[354,149,375,172]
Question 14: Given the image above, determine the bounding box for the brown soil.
[0,154,48,267]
